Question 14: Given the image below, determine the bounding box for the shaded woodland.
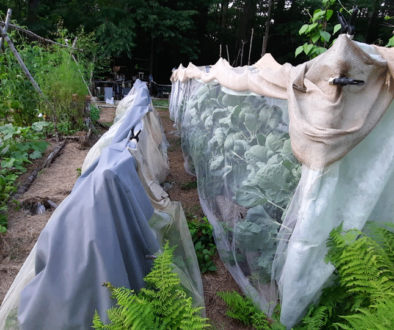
[1,0,394,82]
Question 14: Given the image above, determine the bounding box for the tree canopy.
[1,0,394,82]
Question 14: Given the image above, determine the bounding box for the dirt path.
[158,109,252,330]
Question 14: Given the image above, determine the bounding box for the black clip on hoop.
[329,77,365,86]
[337,6,358,39]
[130,126,141,142]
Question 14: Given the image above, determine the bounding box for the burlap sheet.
[171,35,394,169]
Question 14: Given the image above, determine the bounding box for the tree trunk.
[150,33,154,75]
[235,0,258,57]
[28,0,40,23]
[220,0,228,46]
[261,0,273,57]
[364,1,379,43]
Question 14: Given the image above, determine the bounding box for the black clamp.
[130,126,141,142]
[337,7,358,39]
[329,77,365,86]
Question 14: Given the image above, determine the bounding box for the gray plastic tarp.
[18,82,160,329]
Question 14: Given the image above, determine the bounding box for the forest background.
[1,0,394,83]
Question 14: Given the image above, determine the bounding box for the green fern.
[92,242,210,330]
[217,291,271,330]
[296,222,394,330]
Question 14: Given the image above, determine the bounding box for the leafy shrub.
[91,105,101,122]
[36,47,88,130]
[92,242,210,330]
[0,124,49,232]
[0,20,96,133]
[188,217,217,273]
[295,0,341,59]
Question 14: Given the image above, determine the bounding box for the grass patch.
[181,181,198,190]
[152,99,169,108]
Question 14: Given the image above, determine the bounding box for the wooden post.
[226,45,230,63]
[262,0,273,57]
[0,9,44,96]
[3,35,44,95]
[89,55,96,95]
[233,48,241,67]
[240,40,248,66]
[248,28,254,65]
[0,21,83,51]
[0,8,11,49]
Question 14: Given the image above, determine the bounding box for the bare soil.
[158,108,251,330]
[96,104,116,124]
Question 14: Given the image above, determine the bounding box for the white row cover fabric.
[0,80,203,329]
[170,41,394,328]
[171,79,299,315]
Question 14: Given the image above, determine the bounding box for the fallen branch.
[13,140,67,200]
[96,122,110,130]
[64,136,81,140]
[0,21,83,51]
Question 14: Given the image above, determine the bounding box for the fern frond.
[92,310,106,329]
[217,291,270,329]
[92,241,209,330]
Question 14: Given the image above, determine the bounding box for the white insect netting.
[173,78,300,313]
[170,39,394,328]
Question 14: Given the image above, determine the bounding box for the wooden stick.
[0,20,83,51]
[240,40,248,66]
[66,38,92,96]
[233,48,241,66]
[13,140,67,200]
[2,34,44,95]
[219,44,222,58]
[96,121,110,130]
[248,28,254,66]
[226,45,230,63]
[0,9,11,49]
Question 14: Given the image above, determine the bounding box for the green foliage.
[295,0,341,59]
[35,44,88,128]
[0,20,90,133]
[0,30,40,126]
[294,222,394,330]
[217,291,271,330]
[74,27,112,80]
[95,5,136,58]
[188,217,217,273]
[152,99,170,108]
[181,181,198,190]
[0,124,49,232]
[92,241,210,330]
[90,106,101,122]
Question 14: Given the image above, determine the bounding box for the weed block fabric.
[17,84,158,330]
